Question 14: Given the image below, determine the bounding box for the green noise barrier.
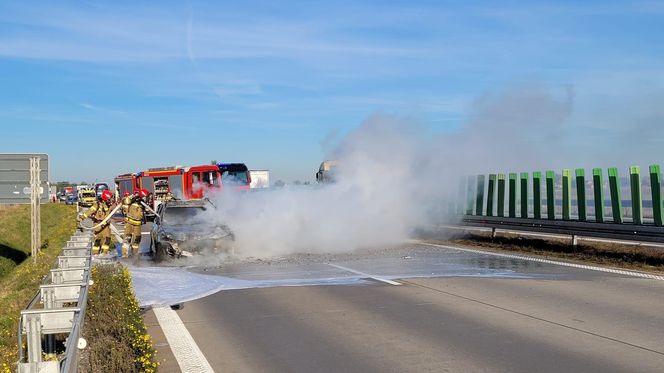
[562,169,572,221]
[546,170,555,220]
[475,175,485,216]
[463,164,661,227]
[651,165,662,226]
[592,168,605,223]
[487,174,496,216]
[520,172,528,218]
[497,174,505,217]
[466,175,474,215]
[508,173,517,218]
[608,167,623,224]
[533,171,542,219]
[630,166,643,225]
[575,169,587,222]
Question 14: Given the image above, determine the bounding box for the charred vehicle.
[150,199,234,260]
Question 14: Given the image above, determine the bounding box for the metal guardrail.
[17,230,93,373]
[461,215,664,244]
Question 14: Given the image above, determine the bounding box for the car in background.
[78,189,97,207]
[94,183,109,199]
[65,194,79,205]
[150,199,234,261]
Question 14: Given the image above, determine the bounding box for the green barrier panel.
[608,167,623,223]
[575,169,587,222]
[475,175,485,216]
[508,173,517,218]
[457,177,465,215]
[520,172,528,218]
[592,168,604,223]
[466,175,474,215]
[562,169,572,220]
[630,166,643,225]
[650,165,662,226]
[487,174,496,216]
[546,170,555,220]
[533,171,542,219]
[497,174,505,217]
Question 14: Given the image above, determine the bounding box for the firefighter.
[121,192,132,216]
[77,190,113,255]
[122,189,149,258]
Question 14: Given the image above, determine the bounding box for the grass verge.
[79,264,158,373]
[0,204,77,372]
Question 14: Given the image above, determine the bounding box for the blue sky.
[1,1,663,184]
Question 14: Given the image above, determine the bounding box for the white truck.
[249,170,270,189]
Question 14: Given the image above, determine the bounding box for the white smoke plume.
[195,83,658,259]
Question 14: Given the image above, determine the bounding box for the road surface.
[135,242,664,373]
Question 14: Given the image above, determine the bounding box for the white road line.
[415,241,664,281]
[327,263,401,285]
[152,305,215,373]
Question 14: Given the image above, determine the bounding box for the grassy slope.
[0,204,76,372]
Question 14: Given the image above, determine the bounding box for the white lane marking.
[327,263,401,285]
[152,305,215,373]
[415,241,664,281]
[141,232,151,235]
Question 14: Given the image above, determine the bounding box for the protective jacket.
[83,201,111,224]
[121,195,133,216]
[126,200,145,226]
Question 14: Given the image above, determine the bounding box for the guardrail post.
[533,171,542,219]
[26,314,42,365]
[508,173,517,218]
[520,172,528,218]
[650,165,662,226]
[487,174,496,216]
[475,175,485,216]
[497,174,506,217]
[630,166,643,225]
[466,175,474,215]
[562,169,572,220]
[575,169,587,222]
[593,168,605,223]
[608,167,623,223]
[546,170,555,220]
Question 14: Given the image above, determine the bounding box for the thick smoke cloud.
[198,83,656,259]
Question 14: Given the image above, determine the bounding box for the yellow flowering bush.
[79,264,158,372]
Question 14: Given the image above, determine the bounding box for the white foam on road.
[417,241,664,281]
[129,266,366,307]
[153,305,215,373]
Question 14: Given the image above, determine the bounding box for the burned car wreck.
[150,199,234,260]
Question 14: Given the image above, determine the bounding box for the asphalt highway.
[139,242,664,373]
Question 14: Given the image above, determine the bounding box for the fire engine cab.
[139,165,222,205]
[114,173,141,198]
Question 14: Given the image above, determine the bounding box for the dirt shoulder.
[425,231,664,275]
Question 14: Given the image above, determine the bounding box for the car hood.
[157,223,233,241]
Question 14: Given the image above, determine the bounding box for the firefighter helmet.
[138,189,149,198]
[101,190,113,201]
[123,192,130,197]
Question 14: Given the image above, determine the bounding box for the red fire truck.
[114,173,141,198]
[138,165,222,203]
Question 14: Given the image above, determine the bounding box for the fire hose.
[77,203,122,231]
[140,201,158,216]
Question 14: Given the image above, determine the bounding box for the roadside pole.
[30,157,41,263]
